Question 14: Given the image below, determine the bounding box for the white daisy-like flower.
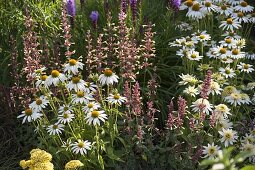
[241,142,255,153]
[248,12,255,23]
[58,104,73,114]
[235,38,246,49]
[17,108,43,124]
[216,4,233,16]
[219,67,236,78]
[202,143,221,159]
[219,18,241,31]
[85,110,108,126]
[176,47,190,58]
[211,46,229,59]
[234,1,254,13]
[246,52,255,60]
[175,22,193,31]
[201,0,218,13]
[224,92,242,106]
[183,86,199,97]
[169,37,187,47]
[221,57,234,64]
[32,67,46,79]
[64,58,84,75]
[71,139,92,155]
[222,86,238,97]
[214,104,231,118]
[227,0,242,6]
[179,74,199,85]
[66,76,86,92]
[107,94,127,105]
[193,31,211,42]
[209,81,222,95]
[186,3,206,20]
[58,111,75,124]
[71,91,94,104]
[61,139,72,151]
[237,62,254,73]
[217,116,233,129]
[35,75,48,88]
[219,38,237,49]
[98,69,119,86]
[229,48,245,59]
[84,82,97,93]
[45,70,67,86]
[191,98,213,114]
[240,93,251,104]
[232,12,250,23]
[246,82,255,90]
[222,31,241,39]
[219,128,238,147]
[83,102,101,113]
[29,96,49,112]
[180,0,194,11]
[46,123,65,135]
[241,133,255,144]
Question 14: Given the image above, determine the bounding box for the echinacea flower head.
[45,70,67,86]
[90,11,99,23]
[224,92,242,106]
[201,0,217,13]
[66,76,86,92]
[99,69,119,85]
[180,0,194,11]
[36,75,48,88]
[83,102,101,113]
[58,111,75,124]
[183,85,199,97]
[219,67,236,78]
[29,96,49,112]
[179,74,199,85]
[71,139,91,155]
[241,133,255,144]
[186,3,206,20]
[202,143,221,159]
[234,1,254,13]
[219,128,238,147]
[187,49,203,61]
[107,93,127,105]
[214,104,231,118]
[219,18,241,32]
[191,98,213,114]
[216,116,233,129]
[71,91,94,104]
[64,58,84,75]
[46,123,65,135]
[65,160,84,170]
[222,86,238,97]
[58,104,73,114]
[237,62,254,73]
[17,108,42,124]
[232,12,249,23]
[230,48,245,59]
[85,110,108,126]
[241,142,255,153]
[209,81,222,95]
[216,4,233,16]
[84,81,97,93]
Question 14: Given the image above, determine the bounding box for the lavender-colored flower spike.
[66,0,76,17]
[130,0,137,22]
[90,11,99,23]
[169,0,181,12]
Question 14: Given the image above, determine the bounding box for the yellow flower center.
[51,70,60,78]
[225,39,232,44]
[225,133,232,139]
[63,113,69,119]
[240,1,247,7]
[194,113,200,120]
[69,59,77,66]
[225,69,231,74]
[41,75,48,81]
[205,2,211,7]
[221,5,227,10]
[243,64,249,69]
[86,82,91,87]
[208,148,215,154]
[25,109,32,116]
[91,110,100,118]
[114,94,120,100]
[191,54,197,58]
[231,93,240,99]
[229,32,235,36]
[64,106,69,111]
[232,49,239,55]
[78,142,84,148]
[220,48,227,54]
[77,91,84,98]
[192,3,200,11]
[104,69,113,77]
[237,12,244,18]
[252,13,255,17]
[185,0,193,7]
[227,18,233,24]
[53,125,58,129]
[72,77,80,84]
[199,35,206,39]
[88,103,94,108]
[36,99,42,105]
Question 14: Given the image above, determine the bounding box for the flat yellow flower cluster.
[65,160,84,170]
[20,148,54,170]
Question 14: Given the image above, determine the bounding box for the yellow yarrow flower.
[65,160,84,170]
[33,162,54,170]
[30,148,52,163]
[20,160,28,169]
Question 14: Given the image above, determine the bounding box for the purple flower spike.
[66,0,76,17]
[90,11,99,23]
[169,0,181,12]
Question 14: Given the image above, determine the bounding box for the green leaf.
[241,165,255,170]
[234,151,255,163]
[106,146,124,162]
[99,155,104,170]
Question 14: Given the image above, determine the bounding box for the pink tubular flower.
[166,100,175,129]
[177,96,186,119]
[200,70,212,99]
[132,82,142,116]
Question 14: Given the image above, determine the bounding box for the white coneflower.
[187,50,203,61]
[211,46,228,59]
[58,104,73,114]
[220,57,234,64]
[202,143,221,159]
[240,93,251,104]
[179,74,199,85]
[176,47,190,58]
[209,81,222,95]
[214,104,231,118]
[191,98,213,114]
[71,91,94,104]
[219,38,236,49]
[84,82,97,93]
[29,96,49,112]
[58,111,75,124]
[219,18,241,31]
[17,108,43,124]
[186,3,206,20]
[71,139,91,155]
[85,110,108,126]
[66,76,86,92]
[227,0,242,6]
[229,48,245,59]
[222,31,241,39]
[107,94,127,105]
[31,67,46,79]
[222,86,238,97]
[83,102,101,113]
[45,70,67,86]
[234,1,254,13]
[64,58,84,75]
[201,0,218,13]
[216,4,233,16]
[246,82,255,90]
[219,67,236,78]
[248,12,255,23]
[232,12,249,23]
[183,85,199,97]
[46,123,65,135]
[35,75,48,88]
[169,37,187,47]
[219,128,238,147]
[245,52,255,60]
[180,0,194,10]
[224,92,242,106]
[217,116,233,129]
[175,22,193,31]
[237,62,254,73]
[98,69,119,86]
[241,133,255,144]
[235,38,246,49]
[193,31,211,42]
